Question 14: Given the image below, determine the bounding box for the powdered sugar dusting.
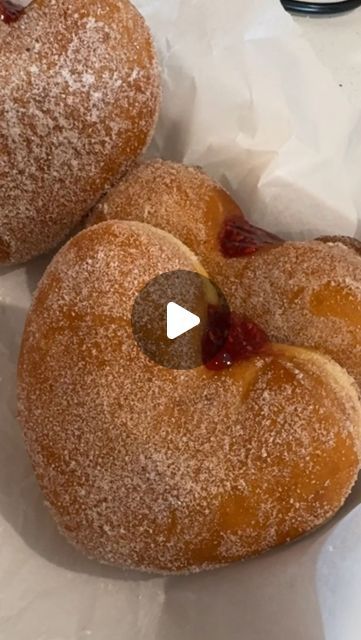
[17,220,361,574]
[0,0,160,263]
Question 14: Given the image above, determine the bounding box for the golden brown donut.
[221,240,361,390]
[88,159,247,282]
[0,0,160,264]
[18,220,361,573]
[89,160,361,388]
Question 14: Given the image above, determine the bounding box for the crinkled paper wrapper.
[1,0,361,638]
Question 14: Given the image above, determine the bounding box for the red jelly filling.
[203,305,269,371]
[220,214,283,258]
[0,1,24,23]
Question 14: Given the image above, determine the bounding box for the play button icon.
[167,303,200,340]
[131,270,230,370]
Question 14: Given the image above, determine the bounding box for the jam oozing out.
[220,214,283,258]
[0,1,24,23]
[202,305,269,371]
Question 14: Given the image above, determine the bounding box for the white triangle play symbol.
[166,302,201,340]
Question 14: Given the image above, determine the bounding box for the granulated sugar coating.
[0,0,160,264]
[88,159,248,268]
[228,241,361,391]
[89,160,361,392]
[18,221,361,573]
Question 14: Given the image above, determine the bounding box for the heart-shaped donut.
[0,0,159,264]
[18,219,361,573]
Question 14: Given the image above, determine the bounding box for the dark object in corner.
[282,0,361,15]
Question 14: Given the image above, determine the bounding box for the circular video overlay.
[131,270,230,370]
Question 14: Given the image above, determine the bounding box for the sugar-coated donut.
[18,220,361,573]
[0,0,160,264]
[89,160,361,388]
[222,240,361,390]
[88,159,247,281]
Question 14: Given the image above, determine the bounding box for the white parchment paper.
[1,1,361,638]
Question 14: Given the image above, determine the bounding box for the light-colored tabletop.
[296,9,361,107]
